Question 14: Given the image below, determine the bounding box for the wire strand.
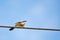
[0,26,60,31]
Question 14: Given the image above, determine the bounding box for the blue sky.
[0,0,60,40]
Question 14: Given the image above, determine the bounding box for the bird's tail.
[9,27,14,31]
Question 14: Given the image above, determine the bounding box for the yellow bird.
[9,21,27,31]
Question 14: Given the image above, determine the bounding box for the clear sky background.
[0,0,60,40]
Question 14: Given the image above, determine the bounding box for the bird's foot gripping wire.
[9,27,14,31]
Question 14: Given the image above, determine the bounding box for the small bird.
[9,21,27,31]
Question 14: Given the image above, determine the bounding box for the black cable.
[0,26,60,31]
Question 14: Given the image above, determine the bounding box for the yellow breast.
[15,22,25,27]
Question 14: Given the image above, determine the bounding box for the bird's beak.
[22,21,27,22]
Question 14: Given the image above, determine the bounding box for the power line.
[0,26,60,31]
